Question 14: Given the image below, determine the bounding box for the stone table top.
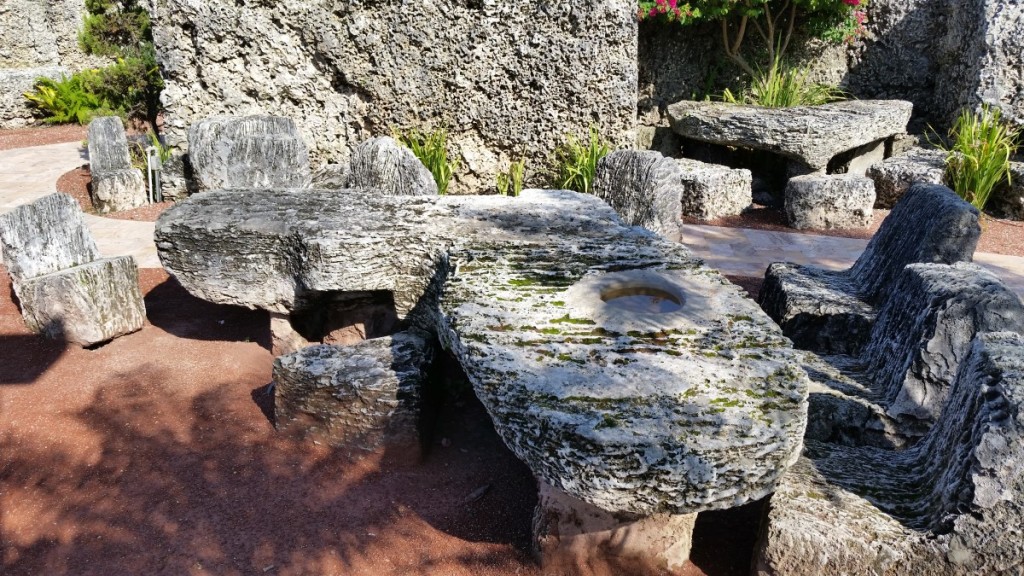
[156,188,810,516]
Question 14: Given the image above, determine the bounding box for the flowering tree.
[638,0,867,77]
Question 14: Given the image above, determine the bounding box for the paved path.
[1,140,1022,299]
[0,142,159,267]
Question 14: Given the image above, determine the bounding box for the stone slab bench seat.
[666,99,913,172]
[87,116,146,213]
[798,262,1024,448]
[0,193,145,345]
[755,331,1024,576]
[272,329,435,455]
[758,183,980,355]
[187,115,312,192]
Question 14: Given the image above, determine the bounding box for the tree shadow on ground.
[0,364,539,576]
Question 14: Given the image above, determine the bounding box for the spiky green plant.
[939,105,1019,210]
[497,158,526,197]
[554,126,611,194]
[722,58,843,108]
[396,128,459,195]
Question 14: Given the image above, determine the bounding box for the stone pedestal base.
[270,312,312,356]
[532,482,696,576]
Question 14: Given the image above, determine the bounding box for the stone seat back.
[592,149,683,239]
[188,115,312,192]
[804,262,1024,447]
[87,116,133,173]
[756,331,1024,575]
[0,193,100,286]
[758,183,980,354]
[847,182,980,304]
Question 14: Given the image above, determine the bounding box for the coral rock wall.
[146,0,639,196]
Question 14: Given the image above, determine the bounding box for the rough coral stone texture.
[756,332,1024,576]
[867,147,947,208]
[87,116,146,212]
[801,262,1024,448]
[989,161,1024,221]
[0,193,99,285]
[784,174,875,230]
[273,330,435,452]
[157,189,810,516]
[666,100,913,171]
[187,115,312,192]
[677,158,752,221]
[16,256,145,346]
[345,137,437,196]
[592,150,683,238]
[0,67,67,128]
[147,0,637,196]
[759,183,980,354]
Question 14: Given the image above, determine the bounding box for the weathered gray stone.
[310,164,349,190]
[867,147,948,208]
[784,174,875,230]
[0,193,99,283]
[16,256,146,345]
[0,0,101,71]
[677,158,752,220]
[0,67,67,129]
[87,116,146,212]
[187,115,312,192]
[802,262,1024,448]
[756,332,1024,576]
[157,188,810,518]
[0,193,145,345]
[147,0,638,197]
[759,183,980,354]
[592,150,683,238]
[989,161,1024,221]
[533,481,696,575]
[667,100,913,171]
[345,137,437,196]
[273,330,435,452]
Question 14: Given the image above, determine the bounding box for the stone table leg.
[270,312,313,356]
[532,481,696,575]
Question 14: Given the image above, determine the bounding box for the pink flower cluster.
[637,0,690,21]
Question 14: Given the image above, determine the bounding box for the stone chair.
[0,193,146,346]
[87,116,147,213]
[343,136,438,196]
[755,331,1024,576]
[758,183,980,354]
[187,115,312,192]
[801,262,1024,449]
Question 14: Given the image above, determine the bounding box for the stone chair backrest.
[847,182,980,304]
[0,193,100,284]
[861,262,1024,426]
[187,115,312,191]
[87,116,133,173]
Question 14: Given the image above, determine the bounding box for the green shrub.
[721,58,844,108]
[939,105,1020,211]
[497,158,526,197]
[396,128,460,195]
[554,127,611,194]
[23,72,115,125]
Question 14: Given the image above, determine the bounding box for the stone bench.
[591,150,750,238]
[758,183,980,354]
[801,262,1024,449]
[87,116,147,213]
[188,115,312,192]
[756,331,1024,576]
[866,147,947,208]
[272,330,435,455]
[0,193,146,345]
[784,174,875,230]
[666,100,913,173]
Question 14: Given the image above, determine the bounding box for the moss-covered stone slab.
[157,188,809,515]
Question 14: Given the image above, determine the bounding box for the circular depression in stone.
[600,286,683,314]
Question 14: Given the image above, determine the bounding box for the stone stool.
[784,174,875,230]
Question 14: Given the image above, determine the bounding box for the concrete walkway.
[1,140,1022,299]
[0,142,159,267]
